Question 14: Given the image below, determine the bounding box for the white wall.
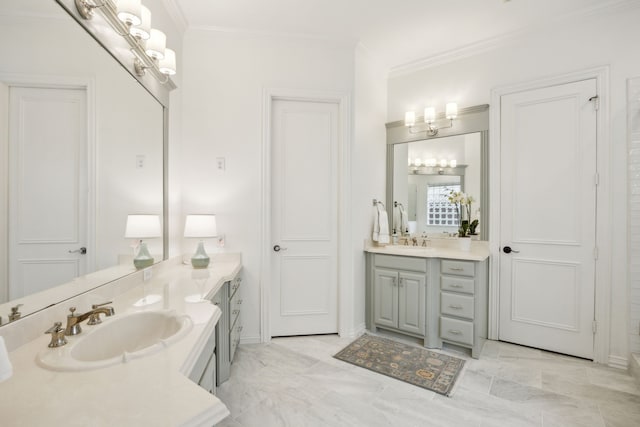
[388,7,640,363]
[181,30,358,342]
[352,45,388,332]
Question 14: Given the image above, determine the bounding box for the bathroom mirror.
[386,105,489,240]
[0,0,167,324]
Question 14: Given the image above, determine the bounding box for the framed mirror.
[386,105,489,240]
[0,0,167,325]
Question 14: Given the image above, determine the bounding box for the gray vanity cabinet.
[366,251,489,359]
[209,272,242,386]
[371,255,427,337]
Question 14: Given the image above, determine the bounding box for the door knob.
[68,247,87,255]
[273,245,288,252]
[503,246,519,254]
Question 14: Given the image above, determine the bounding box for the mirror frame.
[386,104,490,239]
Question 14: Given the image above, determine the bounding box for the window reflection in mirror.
[393,133,482,237]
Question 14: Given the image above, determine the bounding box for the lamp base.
[133,241,154,269]
[191,240,210,269]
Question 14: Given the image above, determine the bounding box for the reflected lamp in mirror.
[184,215,218,269]
[125,214,161,269]
[405,102,458,136]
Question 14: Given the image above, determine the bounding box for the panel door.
[398,271,426,336]
[270,98,339,336]
[499,79,597,359]
[374,268,398,329]
[8,86,88,299]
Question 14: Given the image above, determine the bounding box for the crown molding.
[161,0,188,35]
[389,0,640,78]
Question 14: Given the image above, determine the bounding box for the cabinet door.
[398,272,426,336]
[374,268,398,329]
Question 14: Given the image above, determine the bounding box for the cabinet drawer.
[440,317,474,346]
[440,292,474,320]
[374,254,427,272]
[188,329,216,384]
[441,276,475,294]
[230,322,242,361]
[441,259,475,277]
[230,276,242,299]
[230,286,242,329]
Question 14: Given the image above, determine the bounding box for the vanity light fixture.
[125,214,161,269]
[405,102,458,136]
[73,0,176,84]
[184,214,218,269]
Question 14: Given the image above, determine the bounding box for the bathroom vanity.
[365,241,489,358]
[0,254,242,426]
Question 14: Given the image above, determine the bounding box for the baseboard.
[629,353,640,385]
[239,335,261,345]
[608,354,628,370]
[340,322,366,339]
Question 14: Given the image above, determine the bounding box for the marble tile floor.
[216,334,640,427]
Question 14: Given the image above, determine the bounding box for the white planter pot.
[458,237,472,251]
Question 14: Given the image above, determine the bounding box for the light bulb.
[450,159,457,168]
[404,111,416,127]
[117,0,142,26]
[445,102,458,119]
[129,6,151,40]
[440,159,448,167]
[424,107,436,123]
[145,29,166,60]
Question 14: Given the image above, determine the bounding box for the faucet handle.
[9,304,23,322]
[45,322,67,348]
[87,301,113,325]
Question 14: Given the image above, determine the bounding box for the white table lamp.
[184,214,217,269]
[125,214,161,269]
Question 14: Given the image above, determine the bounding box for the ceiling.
[167,0,632,72]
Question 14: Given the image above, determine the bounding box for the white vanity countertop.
[365,240,490,261]
[0,254,242,427]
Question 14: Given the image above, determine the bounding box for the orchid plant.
[448,190,478,237]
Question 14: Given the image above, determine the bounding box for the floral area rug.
[333,334,465,396]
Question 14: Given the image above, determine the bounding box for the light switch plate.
[216,157,225,171]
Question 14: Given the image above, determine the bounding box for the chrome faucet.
[65,302,115,336]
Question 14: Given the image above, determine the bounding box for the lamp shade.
[129,5,151,40]
[116,0,142,26]
[445,102,458,119]
[404,111,416,127]
[145,29,166,60]
[125,214,161,239]
[158,48,176,75]
[424,107,436,123]
[184,214,217,238]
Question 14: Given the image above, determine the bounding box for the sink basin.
[37,310,193,371]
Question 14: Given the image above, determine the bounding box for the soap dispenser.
[392,229,398,245]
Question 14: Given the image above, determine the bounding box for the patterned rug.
[333,334,465,396]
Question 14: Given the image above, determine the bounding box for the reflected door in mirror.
[8,87,87,299]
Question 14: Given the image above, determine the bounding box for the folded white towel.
[377,210,390,244]
[0,336,13,383]
[372,204,390,244]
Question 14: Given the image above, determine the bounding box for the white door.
[8,86,88,299]
[499,79,597,359]
[270,99,338,336]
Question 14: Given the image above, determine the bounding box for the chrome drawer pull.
[232,309,240,315]
[450,284,463,288]
[237,299,243,305]
[448,329,462,335]
[449,267,464,271]
[448,304,463,309]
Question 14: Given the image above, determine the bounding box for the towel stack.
[373,203,390,244]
